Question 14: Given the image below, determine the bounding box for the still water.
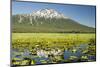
[12,44,96,66]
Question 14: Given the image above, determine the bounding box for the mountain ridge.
[12,8,95,33]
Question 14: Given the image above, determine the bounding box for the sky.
[12,1,96,28]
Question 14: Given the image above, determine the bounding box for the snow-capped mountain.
[12,8,95,33]
[31,8,68,19]
[16,8,68,24]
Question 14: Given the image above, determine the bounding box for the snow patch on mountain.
[17,8,69,24]
[31,8,68,19]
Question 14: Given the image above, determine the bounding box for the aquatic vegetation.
[12,33,96,66]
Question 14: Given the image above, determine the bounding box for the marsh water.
[12,44,96,66]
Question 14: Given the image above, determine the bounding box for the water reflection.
[12,44,96,66]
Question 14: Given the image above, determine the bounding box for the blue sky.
[12,1,96,28]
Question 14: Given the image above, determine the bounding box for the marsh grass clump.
[88,38,96,45]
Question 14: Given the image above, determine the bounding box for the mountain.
[12,8,95,33]
[31,8,68,19]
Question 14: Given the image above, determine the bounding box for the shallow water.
[12,44,96,66]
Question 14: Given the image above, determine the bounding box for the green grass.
[12,33,95,50]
